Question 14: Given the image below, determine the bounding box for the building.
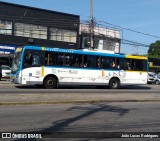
[79,23,121,53]
[0,1,80,66]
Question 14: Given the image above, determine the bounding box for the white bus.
[11,46,148,89]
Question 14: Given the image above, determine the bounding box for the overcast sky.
[1,0,160,55]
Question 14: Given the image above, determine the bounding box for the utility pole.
[90,0,94,49]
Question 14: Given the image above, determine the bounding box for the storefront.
[0,44,18,66]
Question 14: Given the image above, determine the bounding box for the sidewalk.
[0,80,160,105]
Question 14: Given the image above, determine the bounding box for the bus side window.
[118,59,125,70]
[96,57,101,68]
[74,56,79,67]
[101,57,109,69]
[111,59,116,69]
[108,57,113,69]
[23,54,29,68]
[23,50,32,68]
[87,55,96,68]
[80,55,83,68]
[69,54,75,67]
[83,55,87,67]
[64,54,70,66]
[45,52,49,65]
[132,59,145,71]
[50,53,58,66]
[116,59,120,69]
[109,58,118,69]
[58,53,64,66]
[32,55,39,66]
[131,60,136,70]
[71,55,83,68]
[23,50,44,67]
[126,60,131,70]
[54,54,59,66]
[142,60,147,71]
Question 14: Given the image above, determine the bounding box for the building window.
[70,31,77,43]
[0,20,12,35]
[103,39,116,51]
[49,28,77,43]
[14,23,47,39]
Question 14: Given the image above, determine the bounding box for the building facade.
[0,1,80,66]
[79,24,121,53]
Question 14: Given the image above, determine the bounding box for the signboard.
[0,44,18,54]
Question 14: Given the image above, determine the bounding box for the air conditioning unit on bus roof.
[82,48,115,54]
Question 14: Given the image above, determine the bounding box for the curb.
[1,100,160,106]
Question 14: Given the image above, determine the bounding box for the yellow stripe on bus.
[42,47,45,51]
[126,70,147,73]
[126,55,147,60]
[41,66,44,77]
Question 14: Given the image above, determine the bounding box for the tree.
[148,40,160,58]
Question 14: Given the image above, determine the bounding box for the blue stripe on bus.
[24,46,126,58]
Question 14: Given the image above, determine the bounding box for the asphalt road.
[0,79,160,93]
[0,102,160,140]
[0,79,160,105]
[1,80,160,140]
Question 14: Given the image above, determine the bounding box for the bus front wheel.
[109,78,120,89]
[44,76,57,89]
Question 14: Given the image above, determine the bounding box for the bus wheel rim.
[47,79,54,86]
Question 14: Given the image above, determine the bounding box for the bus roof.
[23,45,148,60]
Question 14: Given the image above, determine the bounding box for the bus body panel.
[127,71,147,84]
[21,67,42,85]
[11,46,148,88]
[12,68,147,86]
[19,66,147,86]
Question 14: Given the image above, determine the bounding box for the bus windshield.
[11,50,22,73]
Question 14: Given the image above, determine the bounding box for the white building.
[80,24,121,53]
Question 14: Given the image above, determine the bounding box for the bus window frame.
[22,49,45,69]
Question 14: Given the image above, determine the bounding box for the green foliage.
[148,40,160,58]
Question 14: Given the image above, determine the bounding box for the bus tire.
[43,76,57,89]
[109,78,120,89]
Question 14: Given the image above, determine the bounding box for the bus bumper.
[10,77,22,84]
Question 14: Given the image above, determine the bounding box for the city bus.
[10,45,148,89]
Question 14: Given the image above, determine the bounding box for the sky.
[1,0,160,55]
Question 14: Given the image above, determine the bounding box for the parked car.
[1,65,11,78]
[147,72,157,84]
[154,74,160,85]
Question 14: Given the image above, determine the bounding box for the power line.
[121,39,149,47]
[98,20,160,39]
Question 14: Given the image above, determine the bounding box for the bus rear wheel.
[44,76,57,89]
[109,78,120,89]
